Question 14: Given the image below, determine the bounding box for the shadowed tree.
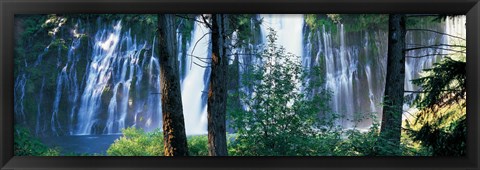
[377,14,406,155]
[207,14,229,156]
[158,14,188,156]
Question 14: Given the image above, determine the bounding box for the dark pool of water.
[40,135,122,155]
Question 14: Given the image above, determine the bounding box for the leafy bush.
[107,127,164,156]
[107,127,212,156]
[228,29,333,156]
[187,135,209,156]
[107,124,429,156]
[14,126,60,156]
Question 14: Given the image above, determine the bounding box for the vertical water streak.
[36,77,46,136]
[15,14,466,137]
[181,16,211,135]
[67,33,82,135]
[105,29,138,134]
[14,74,27,124]
[143,37,162,132]
[308,16,465,130]
[75,21,123,135]
[51,65,67,136]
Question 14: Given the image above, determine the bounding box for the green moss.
[176,15,195,43]
[340,14,388,33]
[406,16,443,28]
[305,14,338,35]
[368,32,379,59]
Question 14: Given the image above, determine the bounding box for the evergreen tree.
[377,14,406,155]
[407,57,466,156]
[229,29,331,156]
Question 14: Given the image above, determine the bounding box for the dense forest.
[13,14,466,156]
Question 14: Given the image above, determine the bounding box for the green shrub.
[14,126,60,156]
[228,29,333,156]
[107,127,213,156]
[187,135,209,156]
[107,127,164,156]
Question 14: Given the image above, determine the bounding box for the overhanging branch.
[404,46,465,53]
[407,29,466,41]
[190,32,211,70]
[405,53,451,58]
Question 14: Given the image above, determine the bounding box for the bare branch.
[189,32,211,70]
[404,46,466,53]
[187,54,210,60]
[193,61,211,68]
[406,43,466,48]
[406,14,440,18]
[405,53,451,58]
[188,54,211,64]
[407,44,467,48]
[404,90,462,93]
[201,14,212,30]
[174,14,206,26]
[404,91,425,94]
[407,29,466,41]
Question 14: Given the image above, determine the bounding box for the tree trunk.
[207,14,228,156]
[378,14,406,155]
[158,14,189,156]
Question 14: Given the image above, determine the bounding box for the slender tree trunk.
[378,14,406,155]
[207,14,228,156]
[158,14,189,156]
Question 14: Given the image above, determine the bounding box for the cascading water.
[258,14,305,106]
[75,20,163,135]
[75,21,124,135]
[51,29,83,136]
[36,77,46,135]
[14,73,27,124]
[303,15,466,130]
[14,16,211,137]
[180,17,211,135]
[259,14,304,57]
[13,15,466,139]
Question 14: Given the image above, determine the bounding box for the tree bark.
[207,14,228,156]
[158,14,189,156]
[378,14,406,155]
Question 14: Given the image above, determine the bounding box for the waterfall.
[15,16,211,136]
[14,73,27,124]
[75,20,162,135]
[13,14,466,137]
[259,14,304,57]
[180,17,211,135]
[50,66,66,135]
[36,77,46,135]
[75,21,123,135]
[258,14,305,105]
[303,15,466,130]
